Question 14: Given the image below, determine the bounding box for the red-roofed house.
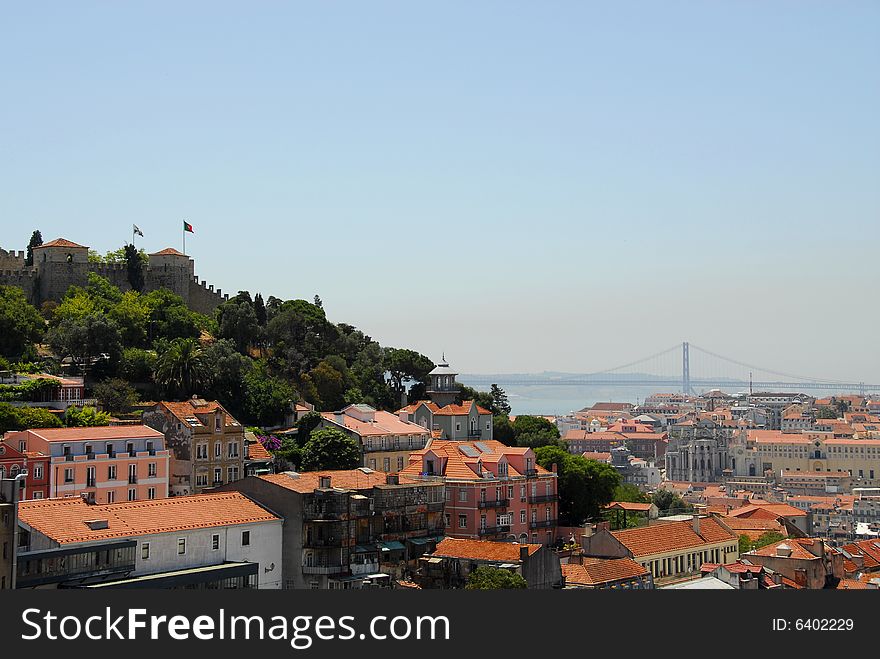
[400,439,559,545]
[744,538,845,589]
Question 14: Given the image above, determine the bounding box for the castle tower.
[426,354,459,407]
[32,238,89,303]
[147,248,194,304]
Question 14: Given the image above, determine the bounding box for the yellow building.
[749,430,880,487]
[580,517,739,585]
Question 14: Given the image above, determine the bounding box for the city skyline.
[2,2,878,379]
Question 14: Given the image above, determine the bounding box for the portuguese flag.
[183,220,194,233]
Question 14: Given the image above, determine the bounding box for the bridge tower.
[682,341,691,395]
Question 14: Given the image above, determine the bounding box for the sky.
[1,2,878,380]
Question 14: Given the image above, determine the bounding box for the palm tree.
[154,338,209,398]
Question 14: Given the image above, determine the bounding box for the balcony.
[528,494,558,504]
[303,537,346,548]
[478,499,510,509]
[86,453,95,461]
[478,525,511,536]
[529,519,557,529]
[128,476,138,485]
[16,540,137,588]
[524,468,538,478]
[302,564,349,575]
[64,454,74,462]
[86,479,96,488]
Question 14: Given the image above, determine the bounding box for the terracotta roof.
[396,400,440,415]
[748,538,833,561]
[611,518,738,558]
[258,469,390,494]
[150,248,187,256]
[320,409,430,437]
[432,538,541,562]
[246,441,273,461]
[157,400,241,429]
[399,439,553,481]
[18,493,279,544]
[34,238,87,249]
[433,401,492,416]
[563,558,649,586]
[837,579,869,590]
[727,503,808,519]
[22,425,163,442]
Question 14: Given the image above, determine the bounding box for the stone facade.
[0,239,228,314]
[665,420,731,483]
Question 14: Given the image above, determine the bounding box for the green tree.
[0,403,62,434]
[651,489,694,516]
[493,415,516,446]
[384,348,434,405]
[216,296,261,354]
[457,385,495,412]
[306,359,348,410]
[119,347,157,382]
[490,384,511,416]
[25,230,43,267]
[752,531,786,551]
[109,290,150,346]
[241,361,294,427]
[0,286,45,361]
[202,339,252,417]
[253,293,267,327]
[93,378,138,414]
[64,405,111,427]
[613,483,649,503]
[46,313,123,375]
[154,337,209,398]
[300,428,361,471]
[816,406,838,420]
[465,566,527,590]
[143,289,201,343]
[124,243,145,292]
[535,446,621,525]
[738,534,753,555]
[295,411,324,446]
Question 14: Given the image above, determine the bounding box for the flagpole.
[183,220,186,255]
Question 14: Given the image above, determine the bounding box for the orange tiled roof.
[258,469,391,494]
[320,409,430,437]
[34,238,87,249]
[396,400,440,415]
[246,441,273,461]
[150,248,187,256]
[18,493,278,544]
[399,439,552,481]
[563,558,649,586]
[728,503,807,519]
[432,538,541,562]
[837,579,869,590]
[611,518,737,558]
[606,502,653,512]
[158,399,242,429]
[433,400,492,416]
[748,538,835,561]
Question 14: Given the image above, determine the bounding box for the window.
[369,458,376,470]
[19,440,26,452]
[128,463,137,484]
[383,457,390,472]
[459,488,468,502]
[141,543,150,560]
[86,466,96,488]
[212,534,220,550]
[33,492,43,500]
[508,486,514,498]
[126,443,134,455]
[64,468,74,483]
[215,414,222,432]
[148,463,157,477]
[197,444,207,459]
[108,465,117,480]
[215,442,222,458]
[33,465,43,480]
[177,538,186,555]
[228,442,239,458]
[520,510,526,523]
[227,467,239,482]
[458,514,467,529]
[214,468,222,485]
[148,487,156,500]
[107,491,114,504]
[128,489,136,501]
[444,513,451,527]
[397,456,405,470]
[196,474,208,487]
[242,531,250,546]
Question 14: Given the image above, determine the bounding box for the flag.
[133,224,143,237]
[183,221,194,233]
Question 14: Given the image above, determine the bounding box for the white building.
[17,492,282,589]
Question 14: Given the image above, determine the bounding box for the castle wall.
[188,277,229,315]
[0,268,37,302]
[0,249,25,270]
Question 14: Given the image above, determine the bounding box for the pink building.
[400,439,559,546]
[7,426,170,503]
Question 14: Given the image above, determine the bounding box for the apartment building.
[398,399,494,442]
[562,558,653,590]
[319,404,430,473]
[743,538,844,589]
[8,426,169,503]
[219,469,445,589]
[144,397,245,495]
[579,517,739,586]
[15,492,281,589]
[400,439,559,546]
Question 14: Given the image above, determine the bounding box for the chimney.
[691,515,701,536]
[319,475,331,489]
[386,473,399,485]
[551,463,558,474]
[520,545,529,562]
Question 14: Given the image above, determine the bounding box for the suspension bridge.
[460,342,880,396]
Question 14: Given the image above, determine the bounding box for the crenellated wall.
[0,241,230,314]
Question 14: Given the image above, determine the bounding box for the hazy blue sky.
[2,2,878,380]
